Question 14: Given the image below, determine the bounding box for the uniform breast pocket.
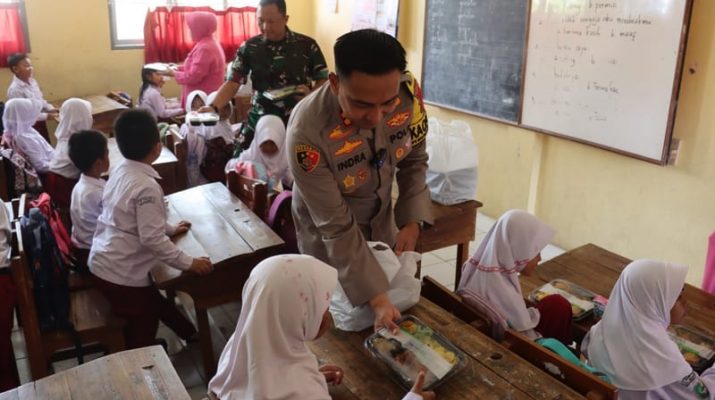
[331,138,372,193]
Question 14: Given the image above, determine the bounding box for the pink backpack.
[266,191,297,253]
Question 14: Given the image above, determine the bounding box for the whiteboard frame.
[420,0,694,165]
[420,0,530,126]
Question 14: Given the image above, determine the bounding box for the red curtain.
[0,4,27,68]
[144,6,259,64]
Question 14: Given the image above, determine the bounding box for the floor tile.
[421,262,456,289]
[420,252,443,267]
[430,245,458,262]
[476,212,495,233]
[16,357,30,384]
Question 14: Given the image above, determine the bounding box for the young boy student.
[582,260,715,399]
[6,53,57,142]
[457,210,573,344]
[89,109,213,349]
[68,130,109,267]
[208,254,434,400]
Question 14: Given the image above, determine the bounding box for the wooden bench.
[165,128,188,191]
[416,200,482,282]
[0,345,190,400]
[226,170,268,220]
[11,221,126,380]
[421,276,618,400]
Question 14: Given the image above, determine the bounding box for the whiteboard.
[521,0,689,162]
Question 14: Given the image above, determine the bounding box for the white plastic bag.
[426,117,479,205]
[330,242,421,331]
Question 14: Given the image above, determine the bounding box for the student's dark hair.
[334,29,406,78]
[139,68,157,104]
[68,130,108,173]
[7,53,27,70]
[259,0,286,15]
[114,109,160,161]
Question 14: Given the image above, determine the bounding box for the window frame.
[0,0,31,53]
[108,0,254,50]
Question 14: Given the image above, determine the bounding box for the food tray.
[263,85,298,101]
[528,279,597,321]
[187,111,219,126]
[668,325,715,373]
[365,315,466,391]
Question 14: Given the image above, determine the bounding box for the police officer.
[287,29,433,333]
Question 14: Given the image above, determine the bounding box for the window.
[109,0,255,49]
[0,0,30,66]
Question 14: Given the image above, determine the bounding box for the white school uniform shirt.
[140,86,184,120]
[0,203,11,270]
[457,209,554,339]
[2,98,53,173]
[89,159,192,287]
[49,98,92,179]
[6,75,54,121]
[70,174,105,250]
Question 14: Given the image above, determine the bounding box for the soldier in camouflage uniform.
[204,0,328,153]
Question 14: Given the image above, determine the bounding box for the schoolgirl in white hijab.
[49,98,93,179]
[583,260,715,399]
[234,114,292,191]
[208,254,433,400]
[457,209,556,339]
[2,98,53,173]
[179,90,208,187]
[204,91,235,144]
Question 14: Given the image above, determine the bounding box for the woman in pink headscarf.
[166,12,226,107]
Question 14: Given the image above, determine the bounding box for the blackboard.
[421,0,529,123]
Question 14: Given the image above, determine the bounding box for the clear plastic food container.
[528,279,597,321]
[364,315,466,390]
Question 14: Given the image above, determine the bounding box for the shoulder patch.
[404,73,428,145]
[295,144,320,173]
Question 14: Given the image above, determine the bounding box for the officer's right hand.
[369,293,401,334]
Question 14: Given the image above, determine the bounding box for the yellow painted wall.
[309,0,715,285]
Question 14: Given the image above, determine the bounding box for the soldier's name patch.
[334,139,363,156]
[337,153,367,171]
[295,144,320,173]
[386,111,410,128]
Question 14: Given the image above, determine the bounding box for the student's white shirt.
[0,203,11,270]
[140,86,183,120]
[6,76,54,121]
[14,130,54,173]
[70,174,105,250]
[89,159,192,287]
[615,368,715,399]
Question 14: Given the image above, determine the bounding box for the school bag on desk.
[20,208,84,363]
[425,117,479,205]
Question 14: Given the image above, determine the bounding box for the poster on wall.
[351,0,399,37]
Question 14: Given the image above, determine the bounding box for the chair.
[226,170,268,219]
[421,276,618,400]
[165,128,188,190]
[11,221,126,379]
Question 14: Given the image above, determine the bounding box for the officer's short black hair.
[7,53,27,70]
[259,0,286,15]
[334,29,406,78]
[68,130,108,173]
[114,109,159,161]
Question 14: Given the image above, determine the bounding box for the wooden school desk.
[519,243,715,341]
[83,95,129,136]
[0,345,189,400]
[106,138,181,195]
[309,298,585,400]
[151,183,285,378]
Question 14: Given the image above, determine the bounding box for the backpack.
[30,193,76,269]
[20,208,84,363]
[0,148,42,198]
[266,191,298,253]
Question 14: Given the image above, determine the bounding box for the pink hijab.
[187,12,217,41]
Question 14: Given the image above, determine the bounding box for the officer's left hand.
[394,222,420,256]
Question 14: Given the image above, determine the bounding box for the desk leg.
[196,307,216,379]
[455,242,469,288]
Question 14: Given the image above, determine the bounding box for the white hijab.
[185,90,208,115]
[585,259,691,390]
[457,209,555,334]
[209,254,338,400]
[49,98,93,178]
[204,91,235,143]
[237,115,289,179]
[54,98,92,141]
[2,98,42,146]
